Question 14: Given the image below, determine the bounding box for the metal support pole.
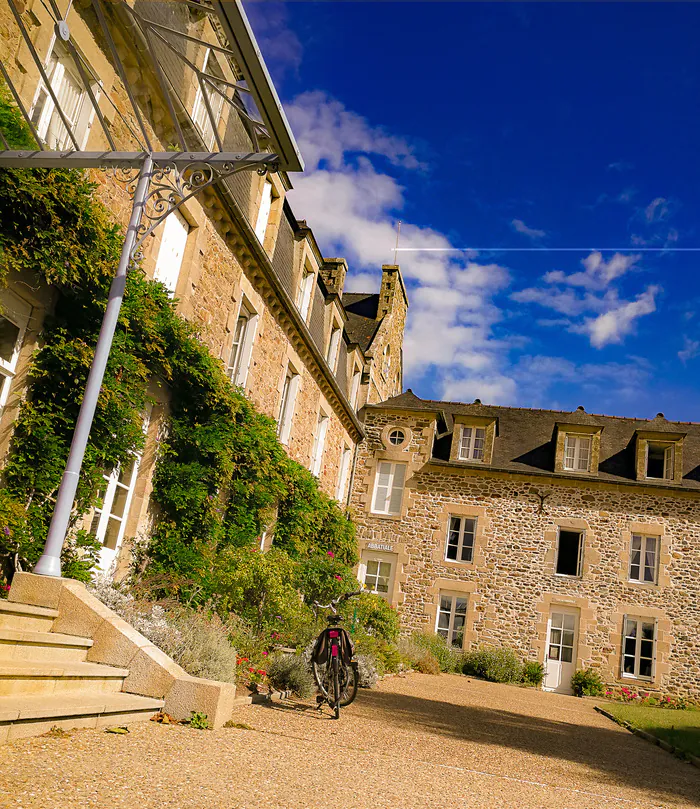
[33,155,154,577]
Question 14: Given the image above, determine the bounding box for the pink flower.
[262,651,268,656]
[327,551,335,558]
[334,575,342,581]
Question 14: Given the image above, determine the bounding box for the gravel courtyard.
[2,674,699,809]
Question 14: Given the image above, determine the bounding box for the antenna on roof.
[393,220,402,264]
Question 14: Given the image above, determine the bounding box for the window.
[363,559,392,595]
[0,293,30,414]
[277,366,300,445]
[458,426,486,461]
[227,301,257,387]
[350,366,361,409]
[326,325,342,372]
[646,442,674,480]
[446,516,476,563]
[254,180,273,243]
[30,42,98,151]
[388,429,405,446]
[622,617,656,679]
[548,612,576,663]
[556,530,584,576]
[153,209,189,296]
[371,461,406,515]
[90,458,139,552]
[336,445,352,501]
[311,412,329,476]
[191,49,226,149]
[297,267,315,320]
[436,593,467,648]
[629,534,659,584]
[564,434,592,472]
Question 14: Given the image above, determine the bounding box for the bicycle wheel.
[312,658,331,698]
[338,662,359,707]
[332,656,341,719]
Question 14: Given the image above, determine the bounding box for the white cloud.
[574,287,659,348]
[645,197,670,223]
[543,251,640,291]
[511,218,546,240]
[679,336,700,364]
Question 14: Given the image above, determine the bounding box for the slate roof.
[369,390,700,491]
[342,292,382,353]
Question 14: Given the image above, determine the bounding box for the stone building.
[351,391,700,696]
[0,0,407,574]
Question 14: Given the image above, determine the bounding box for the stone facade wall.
[351,408,700,697]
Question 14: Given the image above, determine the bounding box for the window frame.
[563,433,592,472]
[435,591,468,649]
[621,615,656,681]
[458,426,486,462]
[277,365,300,445]
[310,410,329,476]
[388,429,405,447]
[326,323,342,372]
[349,365,362,409]
[227,299,258,388]
[628,534,660,584]
[363,557,393,596]
[371,461,407,516]
[90,456,139,553]
[645,441,675,481]
[445,515,476,563]
[254,179,274,244]
[555,529,585,577]
[297,266,315,321]
[0,292,31,414]
[336,445,352,501]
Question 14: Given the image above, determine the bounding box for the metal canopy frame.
[0,0,303,577]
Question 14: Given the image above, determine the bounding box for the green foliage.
[462,646,523,683]
[411,633,463,673]
[521,661,545,687]
[266,652,315,697]
[571,667,605,697]
[186,711,211,730]
[295,554,358,606]
[415,652,441,675]
[0,82,35,150]
[341,592,400,644]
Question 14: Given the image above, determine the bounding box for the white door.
[543,610,578,694]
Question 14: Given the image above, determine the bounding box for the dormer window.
[563,434,592,472]
[646,442,674,480]
[458,426,485,461]
[297,266,315,321]
[326,324,342,372]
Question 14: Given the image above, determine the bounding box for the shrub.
[462,646,523,683]
[266,653,315,698]
[522,661,545,687]
[414,652,441,675]
[571,667,604,697]
[355,653,379,688]
[343,592,400,644]
[411,633,463,673]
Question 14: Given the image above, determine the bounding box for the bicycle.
[310,590,361,719]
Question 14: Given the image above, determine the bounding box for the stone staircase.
[0,600,163,742]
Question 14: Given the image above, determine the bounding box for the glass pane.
[437,612,450,630]
[453,613,465,633]
[0,316,20,364]
[110,484,130,519]
[563,614,576,631]
[623,656,635,674]
[642,623,655,640]
[551,613,564,629]
[376,578,389,593]
[624,637,636,656]
[625,619,637,638]
[455,598,467,615]
[366,560,379,576]
[563,631,575,648]
[640,640,654,659]
[449,516,461,533]
[631,535,642,551]
[436,627,448,640]
[639,659,652,678]
[561,646,573,663]
[451,631,464,649]
[379,562,391,577]
[440,595,452,612]
[446,544,457,561]
[460,542,473,562]
[629,563,641,581]
[103,517,121,550]
[548,645,560,660]
[550,628,562,645]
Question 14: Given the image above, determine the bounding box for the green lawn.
[601,702,700,759]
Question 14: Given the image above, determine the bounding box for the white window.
[297,267,315,321]
[153,209,189,296]
[191,48,226,149]
[371,461,406,515]
[227,300,258,387]
[622,616,656,679]
[349,366,361,409]
[555,529,584,576]
[326,325,342,372]
[90,457,139,552]
[436,592,467,648]
[629,534,659,584]
[564,434,592,472]
[0,293,31,414]
[646,442,674,480]
[311,411,329,476]
[446,516,476,563]
[254,180,273,244]
[388,429,405,446]
[458,426,486,461]
[336,445,352,501]
[364,559,392,595]
[277,366,300,445]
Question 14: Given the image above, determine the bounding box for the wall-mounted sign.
[366,542,394,552]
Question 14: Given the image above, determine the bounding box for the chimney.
[379,264,409,317]
[320,258,349,298]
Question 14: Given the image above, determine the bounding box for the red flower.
[257,670,267,676]
[327,551,335,558]
[248,667,254,672]
[334,575,342,581]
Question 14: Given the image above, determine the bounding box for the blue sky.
[246,1,700,420]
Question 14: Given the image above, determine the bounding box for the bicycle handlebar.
[313,589,362,612]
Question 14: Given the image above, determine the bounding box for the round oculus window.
[388,429,405,446]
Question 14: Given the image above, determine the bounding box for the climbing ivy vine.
[0,84,356,594]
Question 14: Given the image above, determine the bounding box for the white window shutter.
[373,462,392,512]
[154,210,188,296]
[664,445,674,479]
[388,463,406,514]
[255,181,273,243]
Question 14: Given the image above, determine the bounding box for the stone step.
[0,601,58,633]
[0,661,129,697]
[0,629,93,664]
[0,692,164,742]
